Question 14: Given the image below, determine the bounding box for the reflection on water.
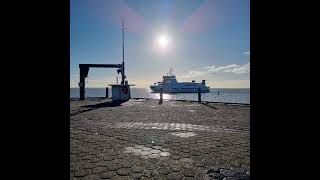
[70,88,250,104]
[153,93,172,100]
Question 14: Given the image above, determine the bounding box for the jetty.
[70,98,250,180]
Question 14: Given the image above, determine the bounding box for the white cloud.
[243,51,250,55]
[178,62,250,78]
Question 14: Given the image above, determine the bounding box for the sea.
[70,88,250,104]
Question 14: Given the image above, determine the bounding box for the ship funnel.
[202,80,206,85]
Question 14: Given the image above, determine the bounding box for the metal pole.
[198,87,201,103]
[121,18,125,85]
[106,87,109,98]
[159,87,163,104]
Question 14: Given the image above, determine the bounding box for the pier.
[70,98,250,180]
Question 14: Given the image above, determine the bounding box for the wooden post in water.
[198,87,201,103]
[159,87,163,104]
[106,87,109,98]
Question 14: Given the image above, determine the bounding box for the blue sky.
[70,0,250,88]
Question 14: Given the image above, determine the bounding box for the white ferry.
[150,69,210,93]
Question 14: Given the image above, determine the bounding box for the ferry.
[150,69,210,93]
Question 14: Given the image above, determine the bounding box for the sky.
[70,0,250,88]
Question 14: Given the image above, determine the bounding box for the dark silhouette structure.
[198,87,202,103]
[79,64,123,100]
[79,19,128,100]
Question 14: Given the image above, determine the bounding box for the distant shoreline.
[70,87,250,90]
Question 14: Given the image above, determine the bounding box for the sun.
[157,35,169,48]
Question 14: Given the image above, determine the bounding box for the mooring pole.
[106,87,109,98]
[159,87,163,104]
[198,87,201,103]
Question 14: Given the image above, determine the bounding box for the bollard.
[106,87,109,98]
[159,88,163,104]
[198,87,201,103]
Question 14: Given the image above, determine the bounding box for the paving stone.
[130,173,143,179]
[141,151,152,156]
[117,153,129,159]
[207,172,224,180]
[159,152,171,157]
[141,147,153,151]
[170,155,181,160]
[230,167,247,174]
[132,149,143,154]
[158,161,170,167]
[106,164,121,171]
[222,177,238,180]
[180,153,191,158]
[116,168,132,176]
[181,168,196,177]
[149,154,161,159]
[180,162,193,169]
[169,165,183,172]
[81,174,100,180]
[131,166,145,173]
[220,169,236,177]
[89,157,102,163]
[142,170,153,178]
[152,146,162,150]
[145,164,158,170]
[207,167,220,174]
[100,171,117,179]
[167,172,183,180]
[154,175,168,180]
[134,160,147,166]
[195,173,210,180]
[91,166,106,174]
[111,176,130,180]
[111,159,125,165]
[147,158,158,164]
[70,177,81,180]
[82,163,97,169]
[157,167,171,175]
[234,174,250,180]
[74,169,90,177]
[150,149,162,154]
[120,162,135,168]
[182,177,196,180]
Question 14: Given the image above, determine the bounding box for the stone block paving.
[70,99,250,180]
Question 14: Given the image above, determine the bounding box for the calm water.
[70,88,250,104]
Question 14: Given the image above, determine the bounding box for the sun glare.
[158,35,168,47]
[157,35,169,48]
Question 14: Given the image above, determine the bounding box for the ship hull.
[150,72,210,93]
[150,85,210,93]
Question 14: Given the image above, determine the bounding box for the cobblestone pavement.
[70,99,250,180]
